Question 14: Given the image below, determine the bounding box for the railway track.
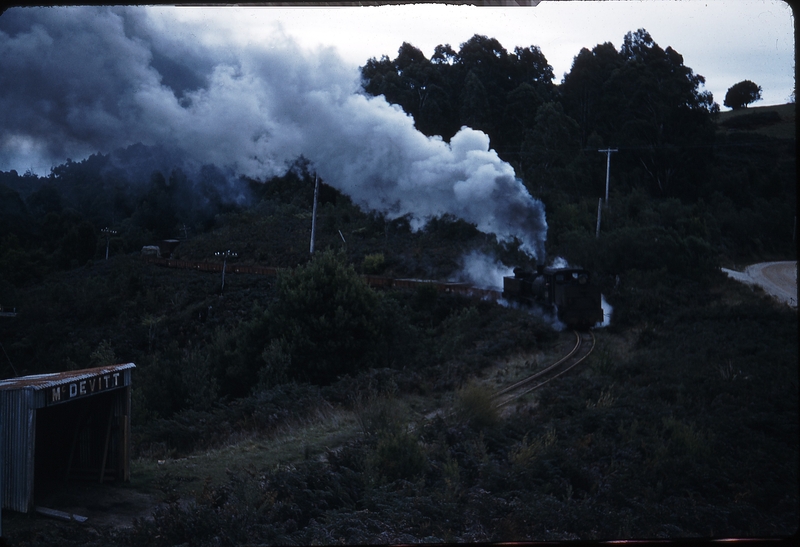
[422,330,596,422]
[144,255,596,411]
[493,330,595,408]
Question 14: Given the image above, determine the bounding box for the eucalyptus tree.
[560,29,718,199]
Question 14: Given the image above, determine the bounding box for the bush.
[454,382,498,430]
[263,250,383,384]
[354,395,409,439]
[362,252,386,274]
[368,429,428,484]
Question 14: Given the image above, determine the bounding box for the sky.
[151,0,795,107]
[0,1,793,179]
[0,1,793,267]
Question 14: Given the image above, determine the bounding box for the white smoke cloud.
[454,251,514,290]
[0,6,548,260]
[549,256,572,269]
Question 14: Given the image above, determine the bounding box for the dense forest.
[0,30,796,544]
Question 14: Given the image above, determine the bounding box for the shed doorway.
[1,363,134,514]
[34,391,122,503]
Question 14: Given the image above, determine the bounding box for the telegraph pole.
[215,250,237,294]
[310,174,320,254]
[101,227,117,260]
[598,148,618,205]
[596,198,602,239]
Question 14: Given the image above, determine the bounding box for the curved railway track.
[493,330,595,408]
[143,255,596,408]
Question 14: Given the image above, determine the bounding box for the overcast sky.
[152,0,795,107]
[0,1,794,178]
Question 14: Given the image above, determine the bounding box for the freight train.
[502,266,603,329]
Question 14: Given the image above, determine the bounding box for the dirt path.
[722,261,797,307]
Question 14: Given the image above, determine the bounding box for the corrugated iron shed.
[0,363,135,513]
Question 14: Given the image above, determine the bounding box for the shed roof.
[0,363,135,391]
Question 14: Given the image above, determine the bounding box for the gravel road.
[721,261,797,307]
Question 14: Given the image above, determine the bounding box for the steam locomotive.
[502,265,603,329]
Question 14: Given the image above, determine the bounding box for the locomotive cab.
[548,268,603,329]
[503,266,603,329]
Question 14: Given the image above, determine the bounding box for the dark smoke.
[0,6,547,259]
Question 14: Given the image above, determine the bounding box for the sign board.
[47,371,124,405]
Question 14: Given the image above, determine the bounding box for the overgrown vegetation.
[0,28,796,544]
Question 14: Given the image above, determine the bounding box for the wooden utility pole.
[598,148,618,205]
[101,227,117,260]
[215,250,237,293]
[596,198,602,238]
[310,174,319,254]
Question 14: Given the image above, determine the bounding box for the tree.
[724,80,763,110]
[264,250,384,384]
[578,29,717,198]
[360,35,555,156]
[521,102,581,174]
[503,82,543,147]
[559,42,625,145]
[459,70,490,130]
[361,42,458,139]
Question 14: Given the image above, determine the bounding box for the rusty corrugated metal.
[0,363,135,513]
[0,389,35,513]
[0,363,135,391]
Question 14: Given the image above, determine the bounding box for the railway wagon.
[503,266,603,329]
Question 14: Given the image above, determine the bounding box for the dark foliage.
[720,110,781,130]
[260,250,386,385]
[0,28,796,546]
[724,80,763,110]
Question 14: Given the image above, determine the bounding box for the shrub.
[368,429,428,484]
[354,395,409,439]
[453,382,498,430]
[263,250,383,384]
[362,252,386,274]
[509,427,557,469]
[258,338,291,389]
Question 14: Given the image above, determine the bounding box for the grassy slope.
[12,269,793,544]
[123,276,796,542]
[1,133,797,543]
[716,102,796,140]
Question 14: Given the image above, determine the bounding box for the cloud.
[0,6,547,259]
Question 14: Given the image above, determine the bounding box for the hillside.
[716,102,796,140]
[1,168,798,544]
[1,30,797,545]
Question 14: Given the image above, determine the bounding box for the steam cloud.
[455,251,514,290]
[0,6,547,259]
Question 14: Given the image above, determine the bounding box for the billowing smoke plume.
[455,251,514,290]
[0,6,547,259]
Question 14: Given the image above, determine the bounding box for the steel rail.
[493,330,582,399]
[494,330,595,408]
